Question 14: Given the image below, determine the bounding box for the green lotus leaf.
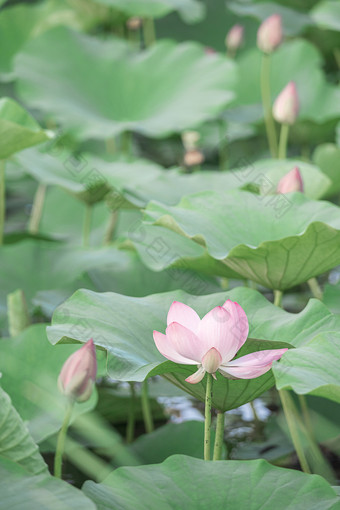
[82,454,340,510]
[313,143,340,196]
[92,0,205,22]
[15,27,236,141]
[311,0,340,31]
[0,98,52,159]
[0,387,47,475]
[0,457,95,510]
[137,190,340,289]
[47,287,340,408]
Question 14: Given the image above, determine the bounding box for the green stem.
[298,394,315,441]
[143,17,156,47]
[121,131,132,157]
[82,204,92,247]
[141,379,154,434]
[54,401,74,479]
[126,382,136,443]
[104,210,118,245]
[213,410,224,460]
[279,389,311,473]
[218,119,228,171]
[204,373,213,461]
[28,183,47,235]
[7,289,30,337]
[307,277,323,300]
[0,160,6,245]
[273,289,283,307]
[260,54,278,158]
[278,123,289,160]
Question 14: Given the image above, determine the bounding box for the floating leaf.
[82,454,340,510]
[313,143,340,196]
[15,28,236,140]
[311,0,340,31]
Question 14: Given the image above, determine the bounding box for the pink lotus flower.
[257,14,283,54]
[153,301,287,384]
[58,339,97,402]
[277,167,303,193]
[226,24,244,52]
[273,82,299,125]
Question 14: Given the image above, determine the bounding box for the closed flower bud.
[226,24,244,52]
[126,17,142,31]
[58,339,97,402]
[273,81,299,125]
[257,14,283,54]
[183,149,204,167]
[277,167,304,193]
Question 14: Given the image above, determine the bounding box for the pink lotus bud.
[277,167,304,193]
[58,339,97,402]
[257,14,283,54]
[126,17,142,31]
[226,24,244,52]
[273,81,299,125]
[183,149,204,167]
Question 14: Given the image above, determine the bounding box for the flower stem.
[28,183,47,235]
[141,379,154,434]
[278,123,289,160]
[143,17,156,47]
[307,277,323,300]
[126,382,136,443]
[298,394,315,441]
[204,373,213,461]
[273,289,283,307]
[0,160,6,246]
[213,410,224,460]
[54,401,74,479]
[260,54,278,158]
[279,389,311,474]
[82,204,92,247]
[104,210,118,245]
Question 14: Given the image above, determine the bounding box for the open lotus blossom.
[257,14,283,54]
[58,339,97,402]
[277,167,304,194]
[153,301,288,384]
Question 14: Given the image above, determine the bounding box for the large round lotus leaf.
[311,0,340,31]
[227,1,312,36]
[313,144,340,196]
[82,455,340,510]
[0,98,52,158]
[0,324,99,443]
[274,331,340,403]
[0,387,47,475]
[92,0,205,22]
[233,39,340,124]
[47,287,340,407]
[0,457,95,510]
[15,27,237,140]
[137,190,340,290]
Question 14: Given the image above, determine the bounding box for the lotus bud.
[183,149,205,167]
[257,14,283,54]
[273,81,299,125]
[182,130,200,151]
[58,339,97,402]
[225,24,244,53]
[277,167,304,193]
[126,17,142,31]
